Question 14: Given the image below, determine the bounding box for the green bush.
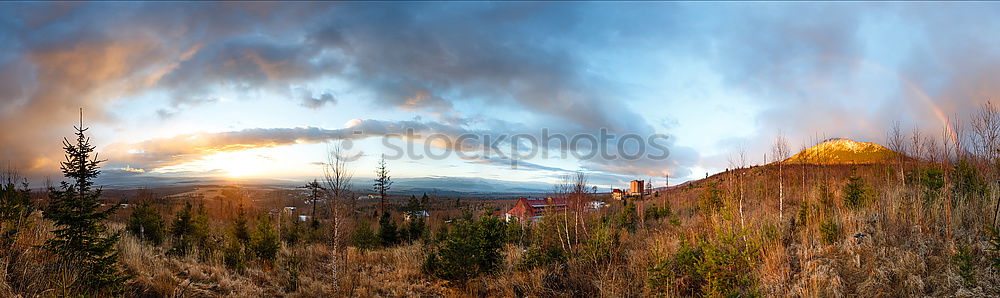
[350,221,379,250]
[232,206,251,246]
[619,201,638,233]
[252,215,281,262]
[281,216,304,245]
[698,182,724,213]
[919,167,945,202]
[127,202,165,246]
[794,202,809,228]
[403,216,426,243]
[954,243,976,286]
[0,176,32,249]
[0,176,32,226]
[423,216,506,281]
[820,218,841,245]
[952,159,988,201]
[169,201,212,256]
[378,211,400,247]
[987,226,1000,271]
[644,203,673,222]
[222,238,247,272]
[580,222,621,265]
[504,220,530,246]
[648,231,758,297]
[516,245,566,271]
[843,172,871,210]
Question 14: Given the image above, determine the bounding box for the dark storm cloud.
[0,2,334,177]
[1,2,682,181]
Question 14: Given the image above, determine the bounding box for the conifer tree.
[170,201,211,256]
[373,155,392,216]
[378,211,399,247]
[304,179,324,229]
[233,204,251,245]
[127,201,165,246]
[43,111,127,294]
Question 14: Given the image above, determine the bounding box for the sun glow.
[203,151,267,177]
[155,148,289,178]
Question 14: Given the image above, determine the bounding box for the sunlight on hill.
[783,138,902,164]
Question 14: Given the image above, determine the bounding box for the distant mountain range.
[95,174,554,196]
[95,138,901,195]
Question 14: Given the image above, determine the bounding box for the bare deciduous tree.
[887,120,907,185]
[571,172,591,243]
[971,101,999,179]
[771,133,790,222]
[728,143,748,231]
[322,142,354,296]
[552,178,572,252]
[911,125,924,163]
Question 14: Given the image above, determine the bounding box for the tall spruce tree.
[43,110,127,294]
[373,155,392,216]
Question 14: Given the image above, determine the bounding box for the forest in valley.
[2,103,1000,297]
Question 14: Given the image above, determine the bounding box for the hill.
[783,138,902,164]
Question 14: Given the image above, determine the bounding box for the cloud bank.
[2,2,1000,185]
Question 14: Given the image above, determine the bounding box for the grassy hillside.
[2,143,999,296]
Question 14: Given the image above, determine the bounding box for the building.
[629,180,645,196]
[612,189,626,200]
[504,197,569,222]
[404,210,430,221]
[589,201,607,210]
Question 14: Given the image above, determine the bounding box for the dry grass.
[3,162,1000,297]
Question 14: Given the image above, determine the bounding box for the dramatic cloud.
[3,2,1000,185]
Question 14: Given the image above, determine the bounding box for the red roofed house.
[611,189,626,200]
[505,197,569,222]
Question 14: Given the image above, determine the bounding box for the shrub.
[952,159,988,201]
[282,255,301,292]
[0,175,33,243]
[644,203,673,222]
[169,201,211,256]
[504,220,530,246]
[843,172,871,210]
[423,216,506,281]
[0,174,32,225]
[820,218,841,245]
[987,226,1000,271]
[232,205,251,246]
[127,202,165,246]
[403,216,426,243]
[281,215,304,245]
[794,202,809,228]
[223,238,247,272]
[580,222,621,265]
[378,211,400,247]
[954,243,976,286]
[516,245,566,271]
[252,215,281,262]
[698,182,724,213]
[619,201,638,233]
[350,220,378,250]
[919,167,945,202]
[648,231,758,297]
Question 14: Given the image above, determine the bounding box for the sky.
[1,2,999,189]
